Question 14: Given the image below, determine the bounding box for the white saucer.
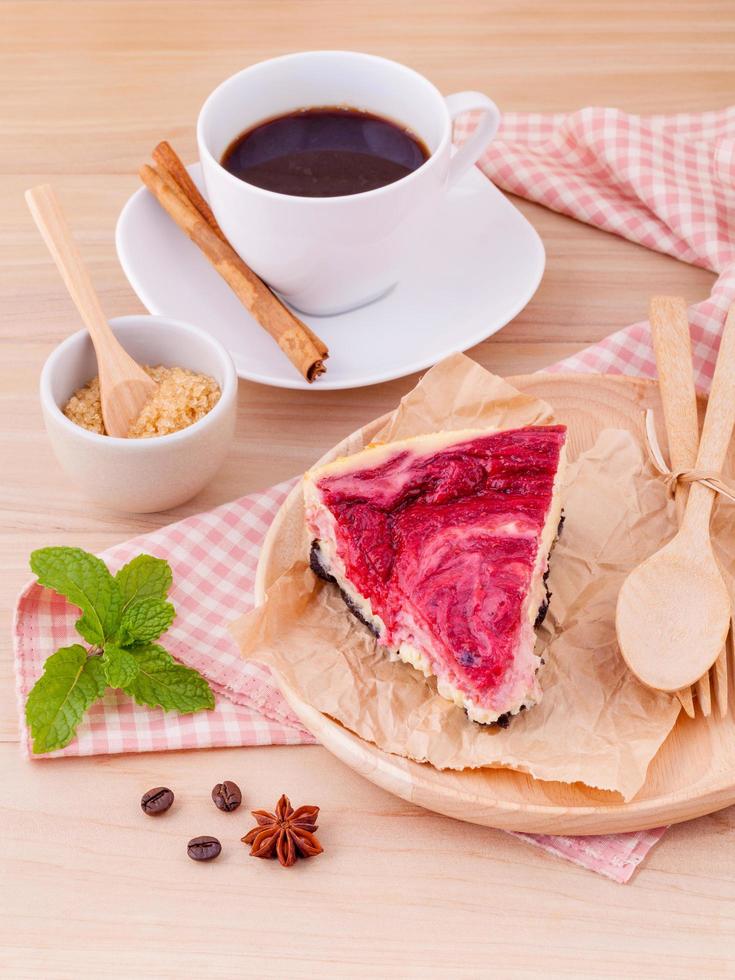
[115,164,545,390]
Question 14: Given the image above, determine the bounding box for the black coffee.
[187,836,222,861]
[140,786,174,815]
[221,106,430,198]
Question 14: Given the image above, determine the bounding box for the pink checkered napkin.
[15,107,735,884]
[14,479,315,757]
[456,106,735,386]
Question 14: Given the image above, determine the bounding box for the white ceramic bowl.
[40,315,238,513]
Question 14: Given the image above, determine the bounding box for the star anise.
[241,794,323,867]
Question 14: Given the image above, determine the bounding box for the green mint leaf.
[115,554,173,612]
[102,644,140,688]
[25,645,107,754]
[30,547,121,647]
[118,596,175,645]
[122,643,215,713]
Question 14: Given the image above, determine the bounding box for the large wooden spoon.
[648,296,699,716]
[616,303,735,692]
[26,184,156,437]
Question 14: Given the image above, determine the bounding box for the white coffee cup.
[197,50,499,316]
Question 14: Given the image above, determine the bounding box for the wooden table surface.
[2,2,734,976]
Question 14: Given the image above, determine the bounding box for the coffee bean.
[141,786,174,815]
[211,780,242,812]
[187,835,222,861]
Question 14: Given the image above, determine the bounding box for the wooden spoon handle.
[25,184,113,348]
[649,296,700,519]
[684,303,735,534]
[696,303,735,471]
[26,183,156,438]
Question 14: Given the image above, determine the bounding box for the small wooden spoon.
[26,184,156,437]
[616,302,735,692]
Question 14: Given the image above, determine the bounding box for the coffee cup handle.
[444,92,501,184]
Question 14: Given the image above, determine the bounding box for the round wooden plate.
[255,374,735,835]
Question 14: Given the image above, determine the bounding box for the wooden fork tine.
[676,688,696,718]
[729,614,735,702]
[696,672,712,716]
[712,648,728,718]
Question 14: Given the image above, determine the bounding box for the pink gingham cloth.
[462,106,735,384]
[14,107,735,884]
[14,480,315,753]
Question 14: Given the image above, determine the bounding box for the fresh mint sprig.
[25,547,214,754]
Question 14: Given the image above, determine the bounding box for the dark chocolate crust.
[309,541,380,637]
[533,510,564,630]
[309,540,334,582]
[534,570,553,629]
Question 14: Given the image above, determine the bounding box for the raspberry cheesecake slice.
[304,425,567,725]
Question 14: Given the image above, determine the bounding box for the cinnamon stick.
[151,143,330,363]
[139,155,328,382]
[152,141,226,241]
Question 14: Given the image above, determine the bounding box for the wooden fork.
[649,296,730,717]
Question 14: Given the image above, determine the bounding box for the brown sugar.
[63,365,221,438]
